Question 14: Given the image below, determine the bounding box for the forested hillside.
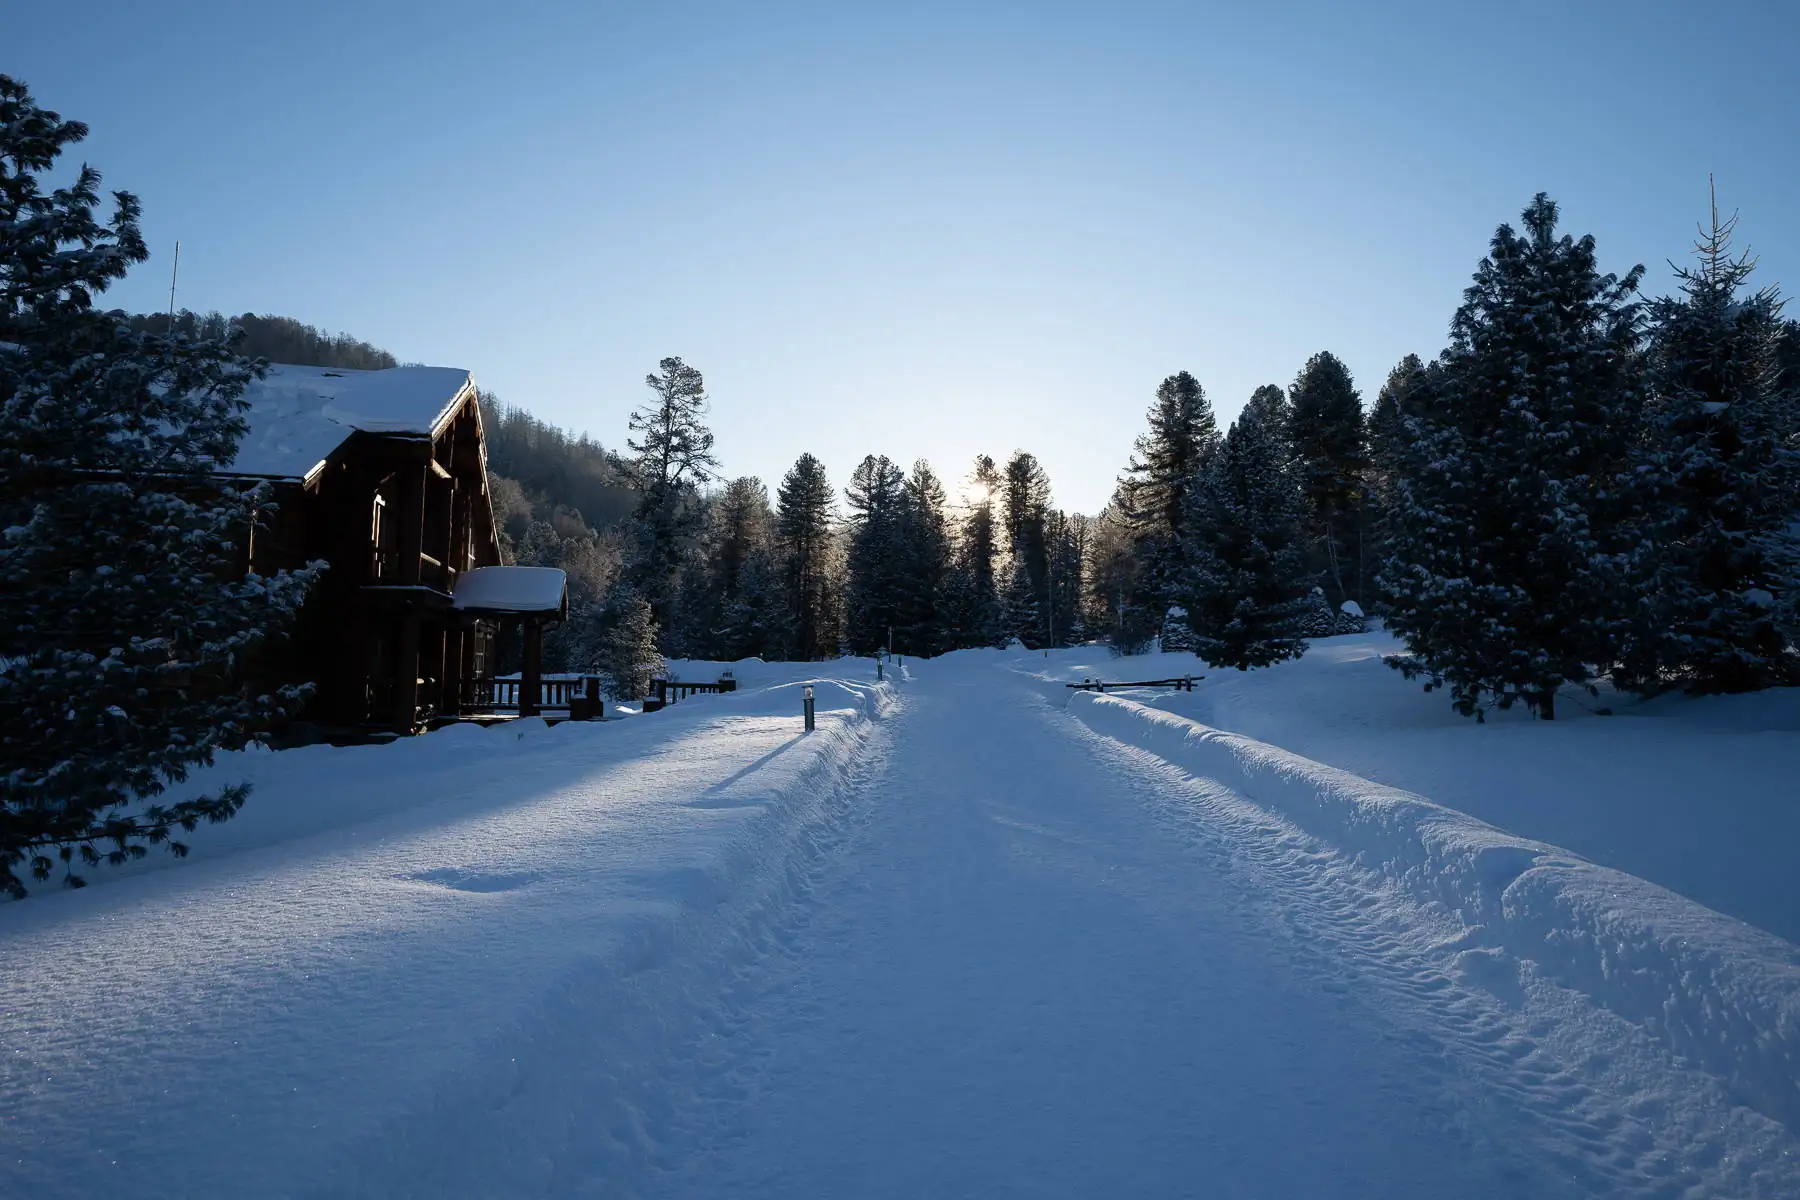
[121,309,400,371]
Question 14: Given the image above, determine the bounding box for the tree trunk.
[1534,688,1556,721]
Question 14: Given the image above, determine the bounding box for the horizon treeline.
[132,195,1800,716]
[475,190,1800,716]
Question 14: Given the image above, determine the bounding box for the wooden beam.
[520,621,543,719]
[444,626,467,717]
[393,614,421,732]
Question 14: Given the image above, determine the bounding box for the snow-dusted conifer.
[0,76,318,896]
[587,585,664,700]
[999,557,1042,649]
[773,453,838,661]
[696,477,777,661]
[1119,372,1220,643]
[1382,194,1645,720]
[1001,451,1054,648]
[1364,354,1425,606]
[843,454,908,654]
[1619,196,1799,693]
[625,356,718,650]
[894,460,953,656]
[944,454,1004,649]
[1287,352,1368,607]
[1300,587,1337,638]
[1180,387,1310,669]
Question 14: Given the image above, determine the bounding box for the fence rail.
[1065,676,1202,693]
[642,676,738,712]
[464,676,603,719]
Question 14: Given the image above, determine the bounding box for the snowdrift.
[1066,690,1800,1131]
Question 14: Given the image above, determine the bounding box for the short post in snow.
[803,684,815,733]
[876,650,884,682]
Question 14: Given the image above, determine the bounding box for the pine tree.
[586,585,664,700]
[703,477,778,661]
[1001,450,1054,647]
[773,453,838,660]
[1383,194,1646,720]
[1180,386,1311,669]
[843,454,907,654]
[1287,351,1369,608]
[0,76,318,896]
[1044,509,1087,648]
[944,454,1003,648]
[1119,372,1220,643]
[625,356,718,650]
[1619,194,1799,693]
[1365,355,1427,608]
[998,557,1041,648]
[894,460,953,656]
[1083,497,1140,649]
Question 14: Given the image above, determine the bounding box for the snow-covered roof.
[451,566,567,615]
[223,363,475,479]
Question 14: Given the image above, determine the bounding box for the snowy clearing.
[4,648,1799,1197]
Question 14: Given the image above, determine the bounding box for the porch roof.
[451,566,568,616]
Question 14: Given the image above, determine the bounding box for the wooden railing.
[464,676,603,719]
[641,677,738,712]
[1065,676,1202,693]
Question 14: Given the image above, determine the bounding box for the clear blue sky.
[13,0,1799,513]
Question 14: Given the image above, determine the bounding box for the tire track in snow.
[649,669,1596,1198]
[1055,690,1800,1198]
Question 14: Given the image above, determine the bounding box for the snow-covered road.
[649,667,1795,1198]
[655,669,1549,1196]
[5,657,1797,1197]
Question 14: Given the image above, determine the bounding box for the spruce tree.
[0,76,318,896]
[625,356,718,649]
[895,460,953,656]
[1287,351,1368,607]
[843,454,907,654]
[705,478,777,662]
[1001,451,1054,647]
[773,453,838,660]
[1180,388,1311,669]
[1365,355,1427,607]
[1044,509,1087,649]
[587,585,664,700]
[944,454,1003,649]
[1619,196,1799,693]
[1383,194,1646,720]
[1084,497,1141,648]
[1119,372,1220,642]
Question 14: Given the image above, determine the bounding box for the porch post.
[393,614,421,732]
[443,622,465,718]
[521,619,543,718]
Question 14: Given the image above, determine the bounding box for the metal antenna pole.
[167,240,181,327]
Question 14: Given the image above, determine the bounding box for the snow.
[4,647,1799,1196]
[223,363,474,478]
[1016,633,1800,946]
[451,565,567,614]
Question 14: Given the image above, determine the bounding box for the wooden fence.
[1065,676,1202,693]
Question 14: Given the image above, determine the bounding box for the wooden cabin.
[219,364,566,735]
